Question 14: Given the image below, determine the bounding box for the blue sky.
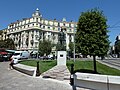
[0,0,120,45]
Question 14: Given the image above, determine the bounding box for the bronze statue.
[58,28,66,50]
[59,28,66,45]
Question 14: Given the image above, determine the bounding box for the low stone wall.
[74,72,120,90]
[13,64,37,77]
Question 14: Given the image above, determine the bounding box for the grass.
[67,60,120,76]
[20,60,57,73]
[20,60,120,76]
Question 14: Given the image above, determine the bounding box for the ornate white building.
[1,8,77,53]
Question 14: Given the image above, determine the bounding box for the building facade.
[1,8,77,53]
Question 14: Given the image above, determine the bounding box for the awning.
[0,52,7,55]
[6,50,16,53]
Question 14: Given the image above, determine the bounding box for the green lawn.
[20,60,57,73]
[20,60,120,76]
[67,60,120,76]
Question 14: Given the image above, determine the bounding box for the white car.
[12,51,30,60]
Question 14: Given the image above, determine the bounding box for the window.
[48,35,50,38]
[53,27,55,30]
[58,28,60,31]
[36,18,38,22]
[69,23,71,27]
[58,23,60,26]
[40,24,42,27]
[43,26,45,29]
[32,32,34,38]
[13,37,15,41]
[52,34,56,40]
[16,37,18,40]
[35,42,38,48]
[48,26,50,29]
[69,35,72,42]
[35,35,38,40]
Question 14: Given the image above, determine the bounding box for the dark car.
[39,56,54,60]
[0,54,10,62]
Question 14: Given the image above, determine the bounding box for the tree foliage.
[69,42,74,52]
[76,8,110,57]
[115,40,120,57]
[56,43,66,51]
[76,8,110,73]
[68,42,74,57]
[38,40,53,56]
[0,38,15,49]
[115,41,120,52]
[0,30,3,35]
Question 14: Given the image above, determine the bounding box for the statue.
[58,28,66,51]
[57,28,67,66]
[59,29,65,44]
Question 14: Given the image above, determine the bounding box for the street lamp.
[73,26,76,62]
[70,25,76,86]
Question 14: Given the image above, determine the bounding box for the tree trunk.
[101,55,104,60]
[117,52,120,58]
[93,55,97,73]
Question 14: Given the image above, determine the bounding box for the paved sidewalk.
[41,65,70,82]
[0,62,90,90]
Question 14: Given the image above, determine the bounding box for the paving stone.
[41,65,71,81]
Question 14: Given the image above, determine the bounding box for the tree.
[115,40,120,58]
[5,38,16,49]
[0,38,15,49]
[68,42,74,57]
[0,40,6,48]
[0,30,3,40]
[56,43,66,51]
[38,40,53,56]
[76,8,110,73]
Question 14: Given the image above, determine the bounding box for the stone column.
[23,31,26,49]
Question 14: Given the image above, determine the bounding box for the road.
[98,59,120,70]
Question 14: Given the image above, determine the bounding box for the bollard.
[36,61,40,76]
[70,64,74,85]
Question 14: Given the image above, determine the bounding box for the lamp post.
[70,25,76,86]
[73,26,76,62]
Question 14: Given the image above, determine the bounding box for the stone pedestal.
[57,51,66,66]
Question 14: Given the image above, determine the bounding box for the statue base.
[57,51,66,66]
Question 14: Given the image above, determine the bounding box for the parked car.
[12,51,30,60]
[39,55,55,60]
[48,54,54,60]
